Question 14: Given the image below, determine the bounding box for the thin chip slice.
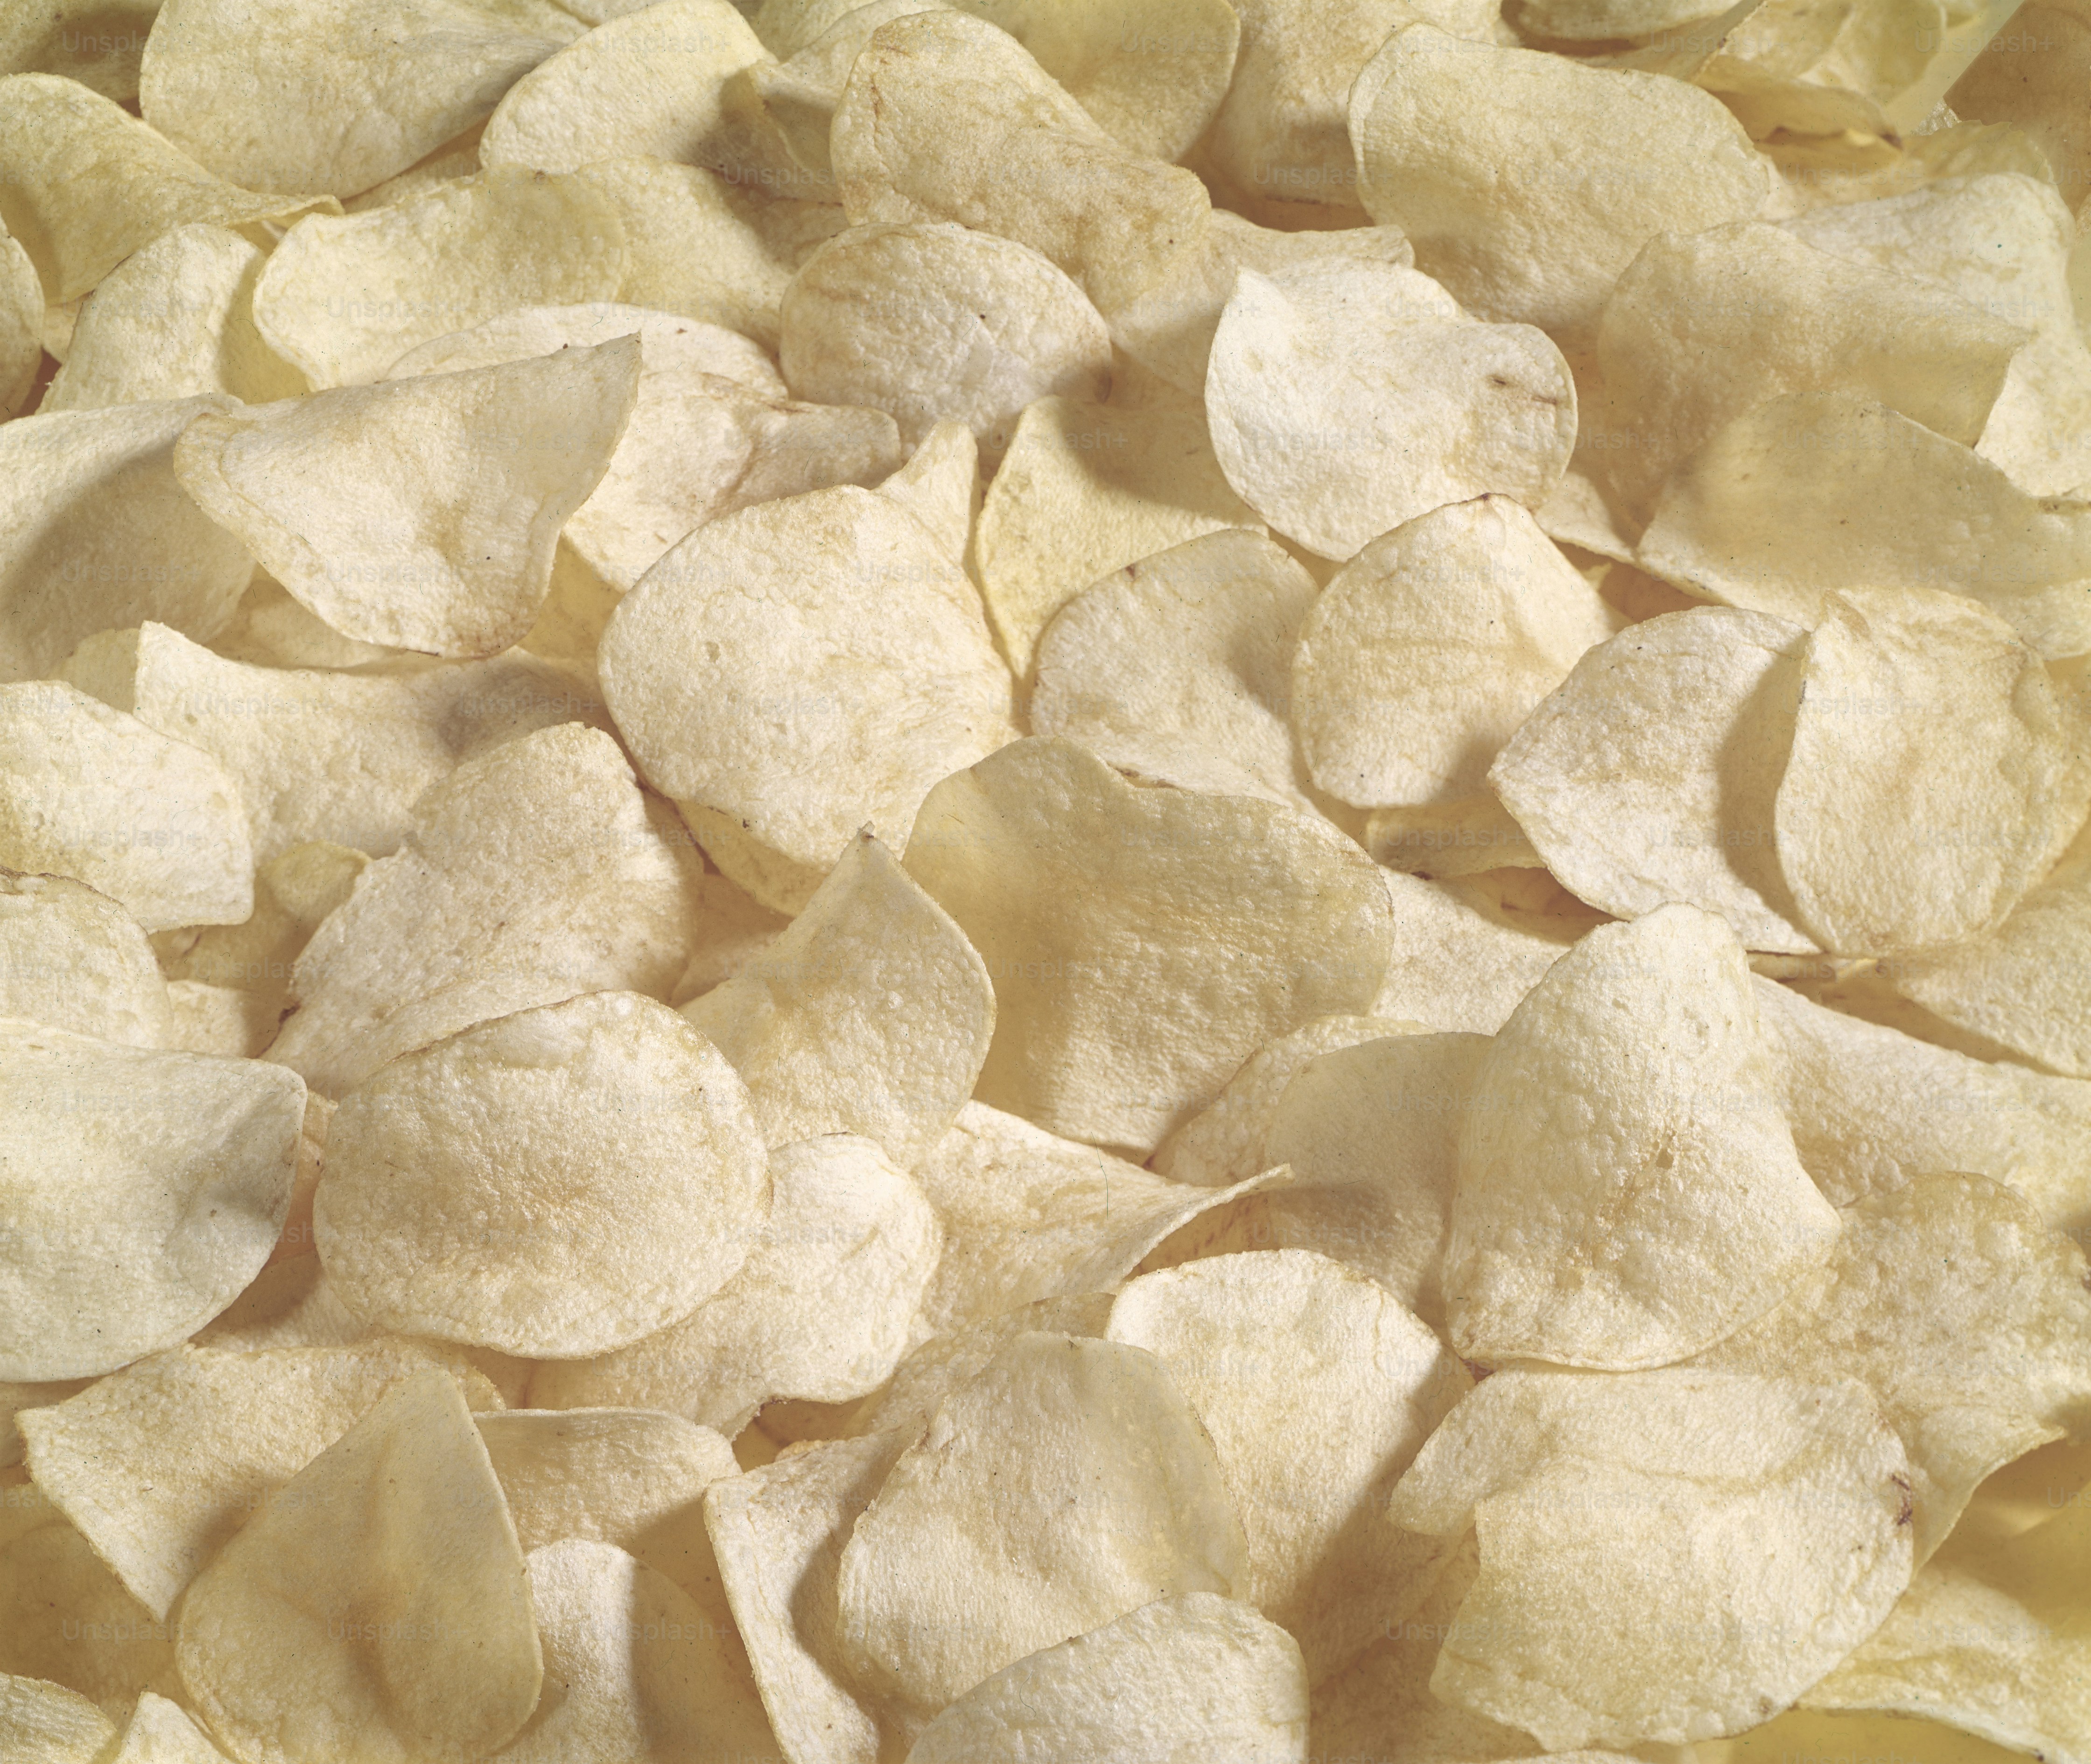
[907,1594,1307,1764]
[174,339,639,658]
[0,872,171,1048]
[174,1369,540,1764]
[1388,1369,1914,1748]
[1448,903,1839,1368]
[384,300,781,390]
[318,991,768,1357]
[0,1674,117,1764]
[835,1332,1249,1722]
[0,1516,179,1714]
[1488,605,1817,953]
[1206,263,1577,562]
[107,1692,234,1763]
[1375,868,1603,1033]
[875,420,977,564]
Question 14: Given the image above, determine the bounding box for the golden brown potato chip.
[0,872,170,1048]
[0,1673,118,1764]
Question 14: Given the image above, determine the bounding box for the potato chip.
[264,724,702,1096]
[0,224,42,419]
[1366,796,1544,880]
[318,990,768,1357]
[1389,1369,1913,1747]
[106,1692,234,1764]
[480,0,771,177]
[600,485,1014,914]
[908,1101,1293,1334]
[874,420,976,566]
[0,74,332,306]
[1348,27,1771,346]
[1375,867,1605,1031]
[1949,1,2091,218]
[1774,587,2087,956]
[0,1386,90,1472]
[1448,904,1838,1368]
[386,299,780,390]
[528,1135,937,1434]
[780,222,1110,457]
[163,979,273,1057]
[670,869,789,1006]
[0,1673,117,1764]
[0,872,170,1048]
[174,339,639,658]
[1293,497,1616,808]
[139,0,581,198]
[1029,529,1321,813]
[904,738,1393,1152]
[0,396,256,684]
[0,1515,179,1714]
[175,1368,540,1764]
[205,573,403,672]
[907,1593,1307,1764]
[249,167,626,388]
[847,1292,1113,1441]
[0,0,158,100]
[1107,1253,1467,1683]
[974,386,1265,677]
[836,1332,1249,1722]
[1206,263,1578,562]
[1488,606,1817,952]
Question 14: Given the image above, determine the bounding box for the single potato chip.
[0,1673,117,1764]
[0,872,171,1048]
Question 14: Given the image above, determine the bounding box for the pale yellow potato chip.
[480,0,772,176]
[174,1368,540,1764]
[1448,904,1838,1368]
[0,873,170,1048]
[907,1593,1308,1764]
[1375,867,1603,1032]
[249,167,625,387]
[265,724,702,1096]
[0,396,255,684]
[1775,587,2087,955]
[1949,1,2091,217]
[730,0,939,181]
[0,1515,179,1714]
[106,1692,234,1763]
[1207,263,1578,562]
[1029,528,1321,813]
[1488,606,1817,952]
[836,1332,1249,1722]
[0,0,158,101]
[1515,0,1733,38]
[1293,497,1615,808]
[683,834,992,1165]
[0,225,42,418]
[846,1292,1114,1441]
[69,623,610,864]
[1348,26,1770,346]
[1389,1369,1913,1748]
[42,224,303,414]
[781,222,1110,457]
[974,386,1265,677]
[162,978,273,1057]
[904,738,1393,1152]
[1592,222,2028,522]
[318,990,768,1357]
[1366,796,1544,879]
[384,298,781,388]
[0,74,332,305]
[140,0,580,198]
[671,869,789,1005]
[1107,1253,1467,1684]
[1757,116,2059,218]
[340,123,490,214]
[528,1135,939,1433]
[1,1391,91,1472]
[874,419,976,565]
[18,1340,501,1619]
[0,1673,118,1764]
[205,573,403,672]
[174,340,639,658]
[601,485,1014,913]
[908,1101,1294,1334]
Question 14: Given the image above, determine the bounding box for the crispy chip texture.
[0,225,38,418]
[317,991,769,1357]
[1389,1369,1914,1748]
[174,1369,540,1764]
[1206,263,1577,561]
[903,738,1393,1152]
[107,1692,234,1763]
[1448,904,1839,1368]
[906,1594,1308,1764]
[0,1674,116,1764]
[175,339,639,658]
[836,1333,1249,1720]
[0,873,170,1048]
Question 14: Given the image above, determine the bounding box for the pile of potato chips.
[1,0,2089,1757]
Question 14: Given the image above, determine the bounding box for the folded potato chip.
[0,873,170,1048]
[0,1673,117,1764]
[175,339,640,658]
[1388,1369,1914,1747]
[730,0,940,180]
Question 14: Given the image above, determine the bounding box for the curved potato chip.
[266,724,702,1096]
[1774,587,2087,955]
[1108,1253,1467,1683]
[107,1692,233,1763]
[848,1292,1113,1441]
[0,873,171,1048]
[528,1135,939,1433]
[1948,0,2091,214]
[1448,903,1839,1368]
[683,834,992,1165]
[174,1369,540,1764]
[385,299,780,387]
[250,167,626,388]
[780,221,1110,456]
[875,419,976,564]
[0,395,255,684]
[907,1593,1308,1764]
[0,0,157,99]
[163,978,273,1057]
[730,0,940,181]
[1293,497,1616,807]
[1488,605,1817,953]
[835,1332,1249,1721]
[1348,26,1771,345]
[904,738,1393,1152]
[480,0,771,176]
[318,991,768,1357]
[0,1517,178,1714]
[1376,867,1602,1031]
[0,227,42,418]
[1366,795,1544,880]
[1206,262,1577,562]
[175,339,639,658]
[0,1673,117,1764]
[600,485,1014,913]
